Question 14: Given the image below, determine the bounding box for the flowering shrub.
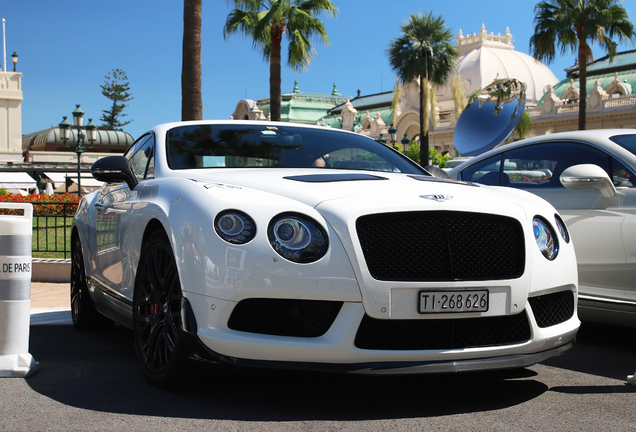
[0,193,81,216]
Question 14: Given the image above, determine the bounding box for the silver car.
[449,129,636,327]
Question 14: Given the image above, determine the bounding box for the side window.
[611,158,635,187]
[129,135,155,181]
[145,149,155,179]
[460,154,503,185]
[124,134,150,160]
[501,142,610,189]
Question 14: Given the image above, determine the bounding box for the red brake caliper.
[149,303,160,315]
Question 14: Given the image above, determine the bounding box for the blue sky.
[3,0,636,140]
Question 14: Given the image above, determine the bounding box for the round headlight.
[533,216,559,260]
[214,210,256,244]
[554,214,570,244]
[273,219,311,250]
[268,213,328,263]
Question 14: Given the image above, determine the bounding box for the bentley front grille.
[356,211,525,281]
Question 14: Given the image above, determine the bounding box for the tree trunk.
[419,76,428,166]
[577,40,587,130]
[270,24,283,122]
[182,0,203,121]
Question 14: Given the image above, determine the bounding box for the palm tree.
[388,12,459,165]
[224,0,337,121]
[182,0,203,121]
[530,0,635,130]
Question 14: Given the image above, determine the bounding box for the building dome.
[440,25,558,106]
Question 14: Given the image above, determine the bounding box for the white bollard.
[628,372,636,387]
[0,203,38,377]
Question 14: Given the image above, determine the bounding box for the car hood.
[170,168,546,217]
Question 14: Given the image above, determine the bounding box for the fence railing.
[30,202,78,260]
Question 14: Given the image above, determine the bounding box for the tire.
[70,235,115,331]
[132,230,189,388]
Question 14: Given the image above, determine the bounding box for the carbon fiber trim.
[188,337,574,375]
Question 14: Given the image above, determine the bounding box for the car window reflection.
[166,124,426,175]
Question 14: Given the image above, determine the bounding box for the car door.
[459,141,636,302]
[93,134,155,301]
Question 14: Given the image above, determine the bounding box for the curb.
[32,259,70,283]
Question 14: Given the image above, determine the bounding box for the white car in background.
[71,120,579,387]
[449,129,636,327]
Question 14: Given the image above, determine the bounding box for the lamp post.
[401,133,410,152]
[11,52,17,72]
[388,124,397,148]
[377,133,387,145]
[58,105,97,197]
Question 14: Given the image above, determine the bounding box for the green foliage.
[224,0,337,71]
[387,11,459,164]
[429,146,452,168]
[0,188,7,196]
[224,0,337,121]
[515,111,532,140]
[403,143,451,167]
[403,141,420,164]
[100,68,133,130]
[387,12,458,87]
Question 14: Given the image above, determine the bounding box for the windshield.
[166,124,426,175]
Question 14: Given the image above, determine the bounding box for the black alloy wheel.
[133,230,189,387]
[71,235,114,331]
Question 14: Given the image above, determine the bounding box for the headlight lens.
[533,216,559,260]
[215,210,256,244]
[554,214,570,243]
[268,213,328,263]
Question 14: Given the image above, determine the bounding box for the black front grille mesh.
[355,312,531,350]
[228,298,343,338]
[528,290,575,328]
[356,211,525,281]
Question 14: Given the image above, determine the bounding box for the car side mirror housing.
[91,156,139,190]
[559,164,616,198]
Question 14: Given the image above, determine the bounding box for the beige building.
[0,69,23,162]
[354,26,636,154]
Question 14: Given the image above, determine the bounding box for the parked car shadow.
[25,324,548,421]
[542,321,636,382]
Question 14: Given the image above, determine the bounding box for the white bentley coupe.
[71,121,579,387]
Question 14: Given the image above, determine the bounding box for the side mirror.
[560,164,616,198]
[91,156,139,190]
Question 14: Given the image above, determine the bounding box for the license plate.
[418,289,489,314]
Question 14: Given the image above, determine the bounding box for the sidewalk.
[30,282,72,325]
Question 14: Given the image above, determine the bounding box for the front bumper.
[184,293,579,372]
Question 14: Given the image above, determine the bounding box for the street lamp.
[401,133,410,151]
[11,52,18,72]
[388,123,397,148]
[377,133,387,145]
[58,105,97,197]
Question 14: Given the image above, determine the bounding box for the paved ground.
[0,283,633,431]
[29,282,72,325]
